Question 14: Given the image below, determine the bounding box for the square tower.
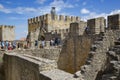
[108,14,120,30]
[0,25,15,41]
[87,17,106,34]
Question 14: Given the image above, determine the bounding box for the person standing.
[41,40,45,48]
[1,41,5,49]
[35,40,38,48]
[5,40,9,50]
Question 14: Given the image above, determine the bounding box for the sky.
[0,0,120,40]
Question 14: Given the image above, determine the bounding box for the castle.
[1,13,120,80]
[27,7,81,42]
[27,7,108,44]
[0,25,15,41]
[0,10,120,80]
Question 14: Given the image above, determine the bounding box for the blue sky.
[0,0,120,40]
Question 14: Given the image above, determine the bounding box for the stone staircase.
[79,31,116,80]
[101,38,120,80]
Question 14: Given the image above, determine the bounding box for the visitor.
[41,40,45,48]
[35,40,38,48]
[12,41,16,49]
[1,41,5,49]
[50,39,54,46]
[5,40,9,50]
[54,37,59,46]
[8,41,12,50]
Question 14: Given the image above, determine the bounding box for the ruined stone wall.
[13,49,61,61]
[0,25,15,41]
[79,30,119,80]
[87,17,105,34]
[108,14,120,30]
[4,53,40,80]
[4,53,57,80]
[57,22,91,74]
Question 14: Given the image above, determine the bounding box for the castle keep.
[0,25,15,41]
[28,7,80,42]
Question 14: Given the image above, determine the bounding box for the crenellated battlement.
[28,14,80,24]
[51,28,69,34]
[0,25,15,29]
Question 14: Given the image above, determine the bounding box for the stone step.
[40,69,80,80]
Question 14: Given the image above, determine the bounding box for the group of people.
[0,40,16,50]
[34,37,61,48]
[34,40,45,48]
[50,37,61,46]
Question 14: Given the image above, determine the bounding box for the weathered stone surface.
[0,25,15,41]
[57,22,91,73]
[108,14,120,30]
[87,17,106,34]
[3,53,57,80]
[40,69,80,80]
[13,48,61,61]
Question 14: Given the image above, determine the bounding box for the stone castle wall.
[28,14,80,32]
[28,14,81,41]
[87,17,106,34]
[4,53,57,80]
[57,22,91,73]
[13,48,61,61]
[108,14,120,30]
[0,25,15,41]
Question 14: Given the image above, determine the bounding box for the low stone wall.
[13,48,61,61]
[3,53,57,80]
[3,53,84,80]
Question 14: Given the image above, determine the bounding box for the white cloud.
[81,8,90,14]
[0,0,74,15]
[50,0,74,12]
[109,10,120,15]
[81,9,120,21]
[14,7,37,14]
[36,0,46,4]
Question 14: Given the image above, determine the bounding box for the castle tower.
[51,7,56,20]
[108,14,120,30]
[0,25,15,41]
[87,17,106,34]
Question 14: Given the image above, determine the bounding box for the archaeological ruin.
[0,7,120,80]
